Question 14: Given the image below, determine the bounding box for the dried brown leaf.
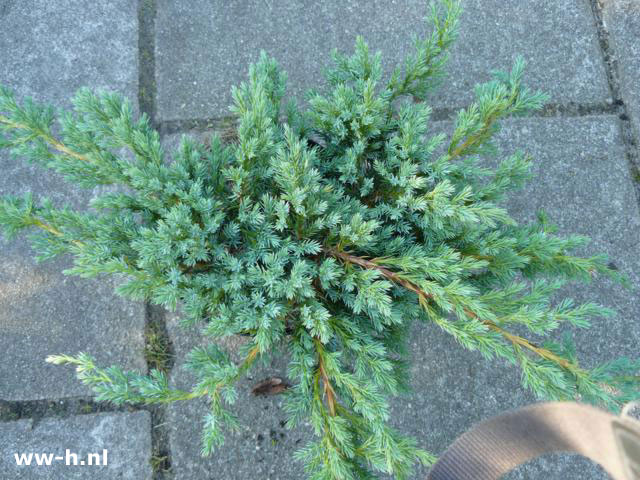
[251,377,290,396]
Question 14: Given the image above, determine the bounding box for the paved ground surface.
[0,1,638,479]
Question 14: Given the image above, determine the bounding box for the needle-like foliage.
[1,1,638,478]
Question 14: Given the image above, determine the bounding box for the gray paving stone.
[391,115,639,479]
[165,310,314,480]
[162,115,639,479]
[602,0,640,140]
[155,0,609,122]
[0,0,145,400]
[0,0,138,109]
[0,411,152,479]
[441,0,610,109]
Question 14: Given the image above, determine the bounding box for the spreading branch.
[326,247,582,374]
[0,114,91,163]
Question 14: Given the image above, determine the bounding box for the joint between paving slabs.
[0,397,139,425]
[144,303,175,479]
[138,0,158,126]
[157,101,621,142]
[138,0,174,476]
[589,0,640,197]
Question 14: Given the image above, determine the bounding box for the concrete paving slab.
[0,0,138,109]
[0,411,152,479]
[155,0,610,122]
[602,0,640,141]
[441,0,610,109]
[0,0,146,400]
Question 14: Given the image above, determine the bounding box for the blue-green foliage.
[1,1,638,478]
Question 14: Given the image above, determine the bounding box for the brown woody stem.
[314,338,337,417]
[31,218,85,248]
